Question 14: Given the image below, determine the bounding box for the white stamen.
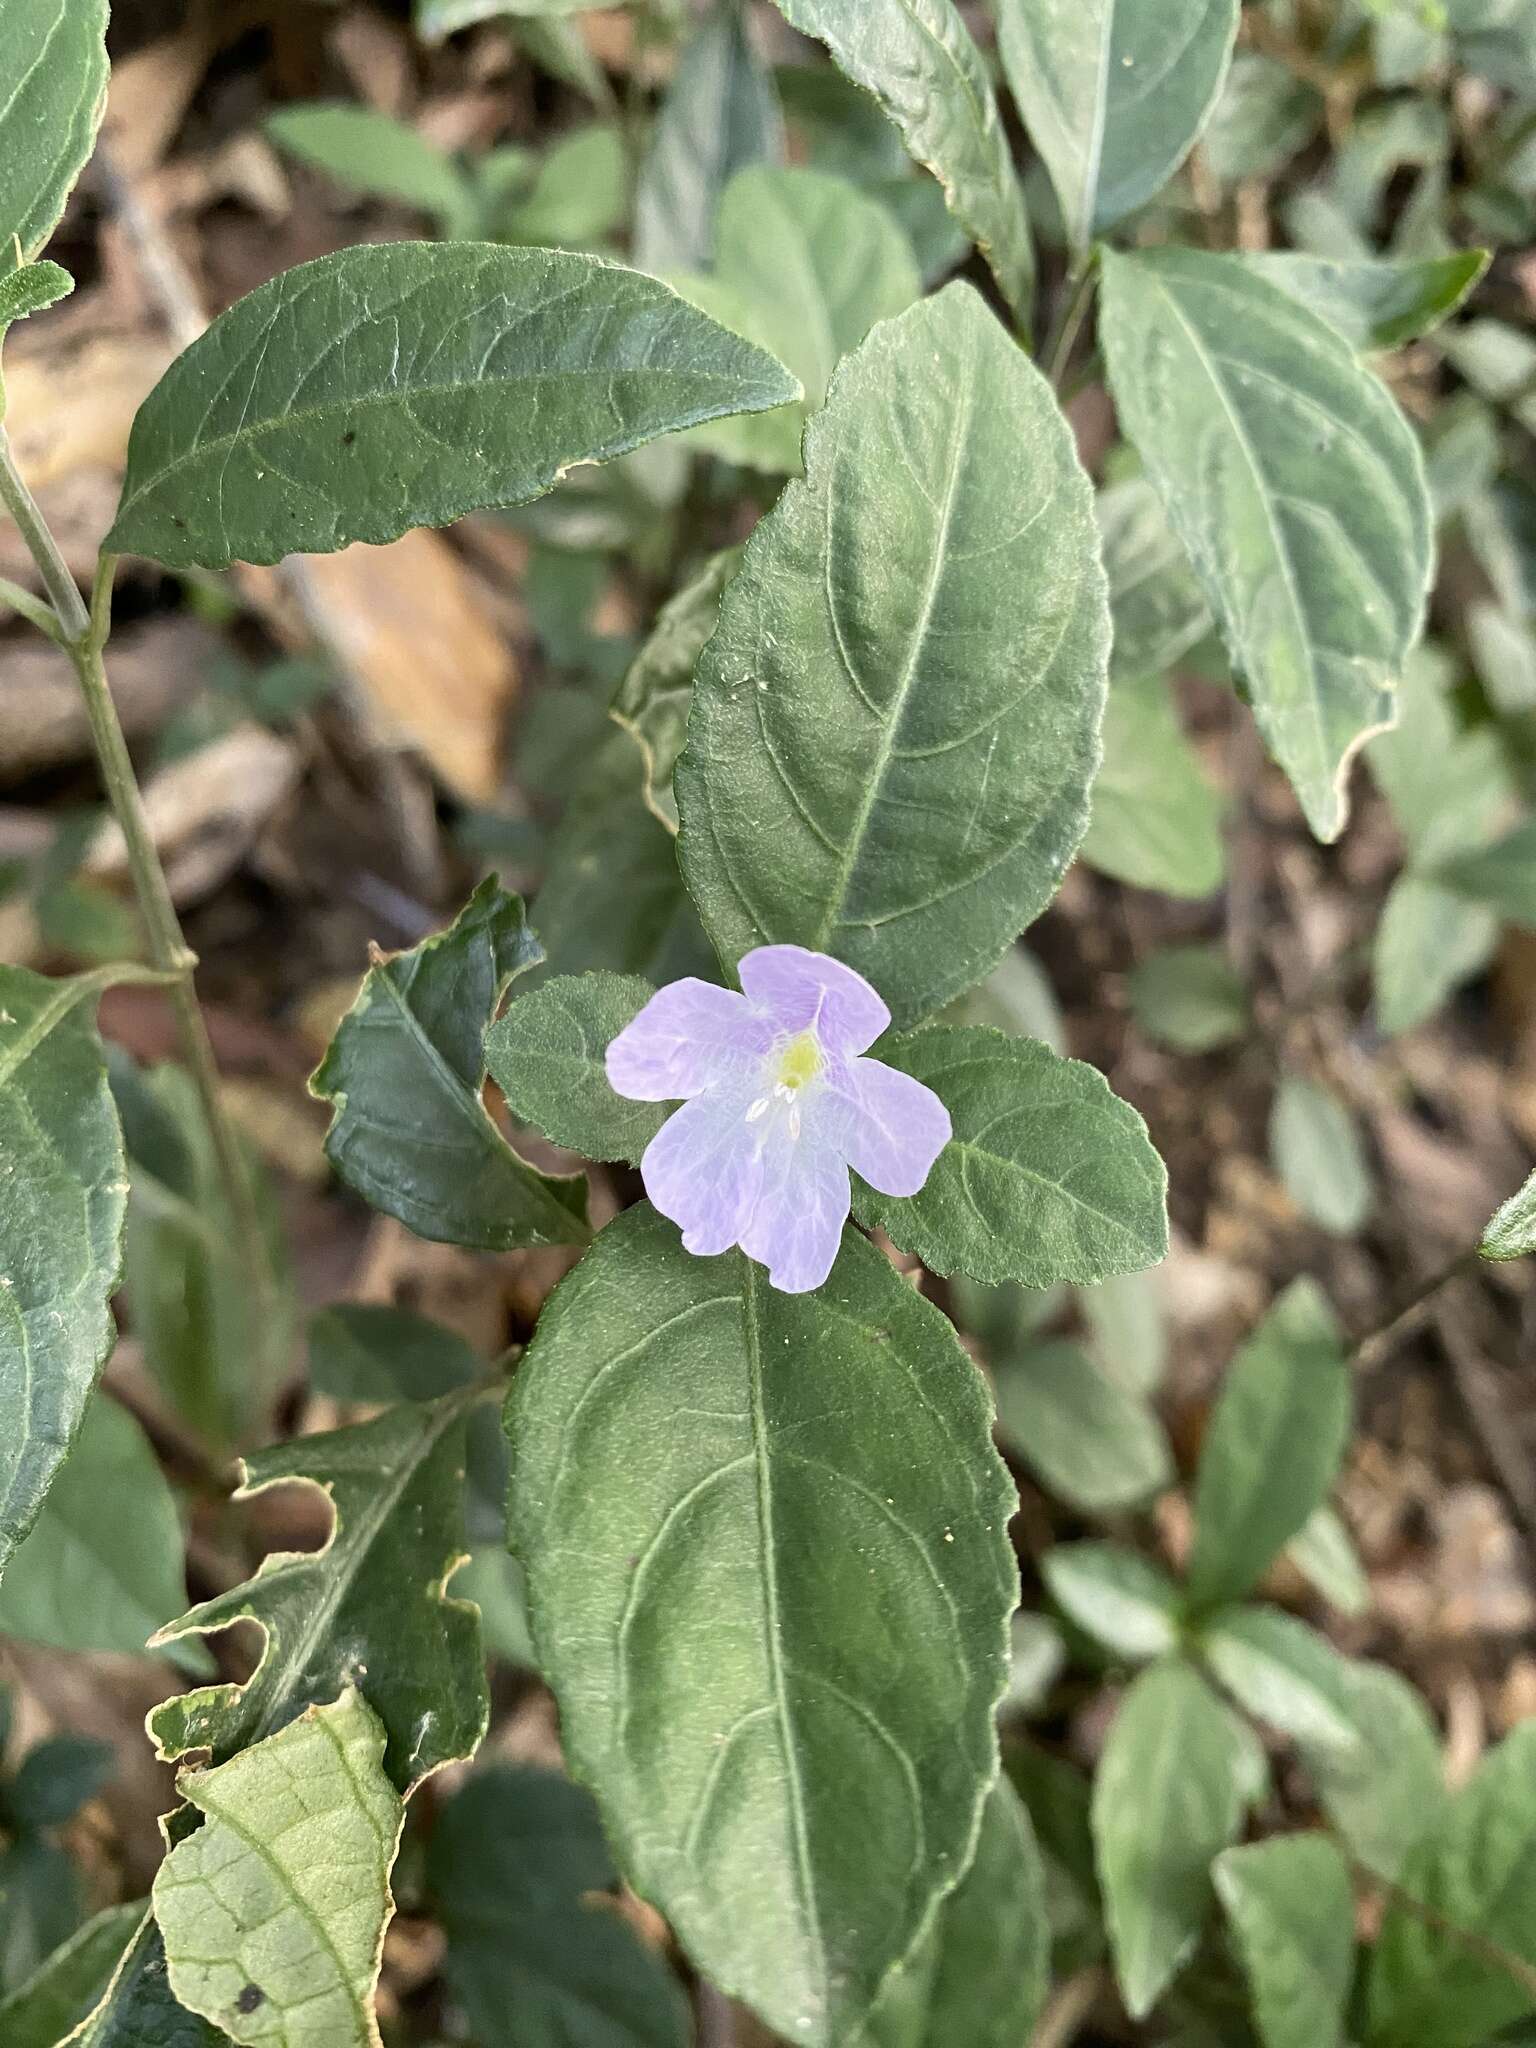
[746,1097,770,1122]
[789,1104,802,1140]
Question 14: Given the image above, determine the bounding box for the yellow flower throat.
[775,1030,823,1092]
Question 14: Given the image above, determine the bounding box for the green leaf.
[856,1777,1049,2048]
[311,880,590,1252]
[1374,876,1499,1036]
[0,258,74,363]
[1099,478,1212,680]
[676,284,1109,1028]
[769,0,1034,326]
[148,1392,488,1797]
[1099,246,1433,842]
[307,1303,478,1402]
[265,104,477,234]
[853,1025,1168,1286]
[1200,1607,1362,1754]
[0,965,133,1580]
[0,1395,190,1657]
[0,0,108,261]
[1081,1267,1169,1397]
[676,164,922,473]
[1127,944,1247,1053]
[1081,671,1226,899]
[485,971,663,1165]
[497,126,628,248]
[1286,1504,1369,1616]
[993,1341,1173,1512]
[1214,1835,1354,2048]
[612,546,740,831]
[1187,1279,1350,1611]
[154,1689,403,2048]
[1301,1658,1446,1885]
[1369,1720,1536,2048]
[993,0,1239,251]
[1200,51,1323,184]
[634,0,783,275]
[7,1734,112,1830]
[1436,820,1536,925]
[1092,1660,1246,2018]
[429,1764,692,2048]
[1242,250,1489,352]
[1482,1168,1536,1261]
[417,0,595,34]
[941,947,1065,1053]
[1042,1543,1181,1662]
[507,1203,1015,2047]
[107,243,799,570]
[1268,1074,1375,1235]
[0,1903,141,2048]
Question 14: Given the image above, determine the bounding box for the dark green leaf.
[149,1392,488,1796]
[107,244,799,570]
[62,1914,224,2048]
[676,284,1108,1028]
[1092,1660,1246,2018]
[311,879,590,1251]
[0,1903,141,2048]
[612,547,740,831]
[993,0,1238,250]
[993,1341,1173,1512]
[1100,246,1432,842]
[265,104,476,234]
[1199,1607,1362,1754]
[1214,1835,1354,2048]
[769,0,1034,325]
[1082,671,1226,899]
[0,0,108,260]
[0,259,73,338]
[1243,250,1489,352]
[485,971,662,1164]
[307,1303,479,1402]
[1268,1074,1375,1235]
[6,1735,112,1830]
[1482,1169,1536,1262]
[853,1025,1168,1286]
[1187,1279,1351,1611]
[1042,1543,1181,1661]
[508,1203,1015,2047]
[1437,820,1536,926]
[0,1837,83,2002]
[429,1764,692,2048]
[1127,944,1248,1053]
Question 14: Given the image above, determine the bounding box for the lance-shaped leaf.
[1214,1835,1354,2048]
[769,0,1034,325]
[0,965,137,1580]
[0,0,108,261]
[106,243,799,570]
[1482,1169,1536,1262]
[429,1764,692,2048]
[507,1203,1016,2047]
[993,0,1239,252]
[611,546,741,832]
[676,285,1109,1029]
[311,880,590,1252]
[1243,249,1489,353]
[1199,1608,1361,1755]
[0,1903,142,2048]
[148,1391,487,1796]
[154,1691,403,2048]
[485,971,662,1166]
[1099,246,1432,842]
[854,1025,1168,1286]
[1042,1543,1181,1663]
[856,1778,1048,2048]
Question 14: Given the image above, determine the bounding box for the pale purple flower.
[606,945,951,1294]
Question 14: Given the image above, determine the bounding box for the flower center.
[775,1029,822,1093]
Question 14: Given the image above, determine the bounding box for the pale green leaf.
[1081,670,1226,898]
[634,0,783,276]
[1200,51,1323,183]
[769,0,1034,325]
[107,243,799,570]
[1127,944,1247,1053]
[154,1690,403,2048]
[993,1341,1173,1512]
[1286,1505,1369,1616]
[486,971,662,1165]
[1200,1607,1362,1754]
[498,126,628,247]
[1214,1835,1354,2048]
[1187,1279,1351,1611]
[1269,1074,1375,1235]
[429,1764,692,2048]
[993,0,1239,250]
[1374,876,1499,1037]
[0,0,108,260]
[1482,1168,1536,1261]
[940,947,1065,1052]
[265,104,476,234]
[0,259,74,359]
[1301,1658,1446,1885]
[1098,478,1212,680]
[1437,820,1536,925]
[853,1025,1168,1286]
[417,0,595,35]
[507,1203,1015,2047]
[1100,246,1433,842]
[148,1393,488,1796]
[1042,1543,1181,1661]
[1092,1660,1246,2018]
[311,880,591,1252]
[1368,648,1512,871]
[1468,600,1536,715]
[676,284,1109,1028]
[0,1903,141,2048]
[611,545,741,831]
[1243,249,1489,352]
[1081,1267,1168,1397]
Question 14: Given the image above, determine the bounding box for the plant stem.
[0,572,63,641]
[1353,1243,1480,1371]
[1043,257,1099,394]
[0,426,267,1287]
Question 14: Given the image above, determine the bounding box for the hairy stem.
[1353,1244,1480,1372]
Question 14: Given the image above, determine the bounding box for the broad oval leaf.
[853,1025,1168,1285]
[1243,249,1489,353]
[311,880,590,1252]
[1081,671,1225,899]
[1268,1073,1375,1236]
[769,0,1034,325]
[993,0,1239,251]
[1482,1168,1536,1262]
[1214,1835,1354,2048]
[1200,1607,1362,1755]
[1041,1542,1181,1662]
[1100,246,1433,842]
[993,1340,1172,1513]
[485,971,662,1165]
[507,1203,1016,2047]
[676,284,1109,1028]
[106,243,800,569]
[0,965,134,1580]
[0,0,108,260]
[1300,1659,1447,1886]
[154,1690,402,2048]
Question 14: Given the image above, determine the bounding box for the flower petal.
[737,1117,851,1294]
[821,1056,952,1197]
[607,979,770,1102]
[641,1087,765,1255]
[738,945,890,1056]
